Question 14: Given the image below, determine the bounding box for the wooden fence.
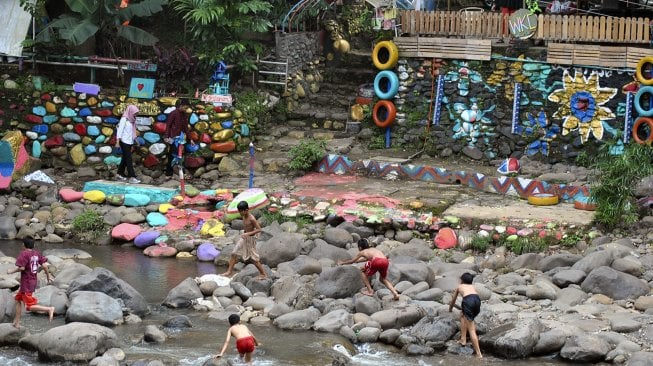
[399,10,651,44]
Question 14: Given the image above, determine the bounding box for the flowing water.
[0,240,575,366]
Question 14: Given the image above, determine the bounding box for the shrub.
[288,139,327,171]
[71,209,106,241]
[470,235,492,252]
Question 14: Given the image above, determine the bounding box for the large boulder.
[479,318,541,359]
[369,304,426,330]
[308,241,352,263]
[52,263,93,289]
[581,266,650,300]
[313,309,352,333]
[162,277,203,308]
[33,285,68,315]
[393,262,434,286]
[32,322,120,362]
[0,216,17,239]
[389,242,433,262]
[270,275,304,306]
[572,250,614,274]
[277,255,322,275]
[272,307,321,330]
[258,232,304,268]
[323,228,353,248]
[627,352,653,366]
[409,315,458,343]
[66,291,123,326]
[560,334,612,362]
[316,266,364,299]
[0,323,29,346]
[66,267,149,316]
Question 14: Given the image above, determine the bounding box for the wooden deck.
[393,37,492,60]
[547,43,653,69]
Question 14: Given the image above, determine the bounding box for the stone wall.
[275,32,322,74]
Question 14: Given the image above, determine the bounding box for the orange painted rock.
[434,227,458,249]
[143,244,178,257]
[210,141,236,153]
[188,131,199,142]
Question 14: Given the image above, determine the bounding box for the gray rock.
[308,241,352,263]
[272,307,321,330]
[581,266,649,300]
[243,296,275,311]
[267,303,292,319]
[162,277,203,308]
[627,351,653,366]
[612,256,643,277]
[323,228,353,248]
[479,318,541,359]
[526,278,559,300]
[258,232,304,267]
[538,253,582,272]
[66,291,123,326]
[354,295,381,315]
[313,309,352,333]
[555,286,589,309]
[413,287,445,302]
[213,286,235,298]
[277,255,322,275]
[533,328,567,355]
[34,285,68,315]
[634,175,653,197]
[44,248,92,260]
[379,328,401,344]
[357,327,382,343]
[560,334,611,362]
[121,213,145,224]
[0,216,17,239]
[635,296,653,311]
[370,304,426,330]
[510,253,542,270]
[270,275,303,306]
[572,250,614,274]
[144,325,166,343]
[162,315,193,328]
[0,323,30,346]
[52,263,93,289]
[410,315,458,343]
[609,314,642,333]
[402,282,430,298]
[552,269,586,287]
[32,322,119,362]
[389,242,433,262]
[394,230,413,243]
[316,266,364,299]
[231,281,252,300]
[405,343,435,355]
[89,355,119,366]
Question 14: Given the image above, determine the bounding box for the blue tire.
[634,86,653,117]
[374,70,399,100]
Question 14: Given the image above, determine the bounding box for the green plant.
[559,230,586,248]
[234,90,270,128]
[368,134,386,150]
[506,236,548,255]
[71,209,106,241]
[288,139,327,171]
[588,142,653,230]
[470,235,491,252]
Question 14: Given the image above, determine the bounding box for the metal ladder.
[256,55,289,92]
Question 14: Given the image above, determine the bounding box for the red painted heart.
[137,83,144,91]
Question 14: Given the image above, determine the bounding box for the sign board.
[128,77,156,99]
[126,63,158,72]
[508,9,538,39]
[200,93,233,105]
[73,82,101,95]
[114,102,160,116]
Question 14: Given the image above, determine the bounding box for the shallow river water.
[0,240,580,366]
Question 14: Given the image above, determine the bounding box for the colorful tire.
[527,193,559,206]
[632,117,653,144]
[636,56,653,85]
[634,86,653,117]
[373,70,400,99]
[372,41,399,70]
[372,100,396,129]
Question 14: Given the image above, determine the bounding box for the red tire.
[632,117,653,145]
[372,100,396,129]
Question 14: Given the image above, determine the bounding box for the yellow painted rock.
[200,219,225,237]
[82,136,92,145]
[158,203,174,213]
[350,104,364,121]
[176,252,194,259]
[216,112,231,119]
[410,201,424,209]
[213,152,228,160]
[159,97,178,106]
[296,83,306,98]
[213,129,234,142]
[233,109,243,118]
[338,39,350,53]
[70,144,86,166]
[87,97,98,106]
[112,105,123,116]
[102,127,114,136]
[83,190,106,204]
[45,101,57,113]
[195,121,209,133]
[210,122,223,131]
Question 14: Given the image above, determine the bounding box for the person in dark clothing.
[449,272,483,359]
[164,99,191,177]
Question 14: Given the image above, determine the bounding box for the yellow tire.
[372,41,399,70]
[635,56,653,85]
[527,193,560,206]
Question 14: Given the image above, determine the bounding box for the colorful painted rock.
[143,132,160,143]
[143,244,178,257]
[60,107,76,117]
[43,115,58,124]
[434,227,458,249]
[104,117,119,124]
[79,107,92,117]
[45,101,57,113]
[83,145,96,155]
[32,124,48,135]
[70,144,86,165]
[112,223,142,241]
[124,193,151,207]
[134,231,160,248]
[0,141,15,189]
[146,212,168,227]
[32,141,41,158]
[24,114,43,124]
[154,122,167,134]
[226,188,269,220]
[159,203,174,213]
[106,194,125,206]
[149,143,166,155]
[199,219,225,237]
[59,188,84,202]
[94,109,113,117]
[32,106,46,116]
[87,125,100,136]
[213,129,234,142]
[86,116,101,124]
[184,156,205,168]
[143,154,160,168]
[497,158,521,175]
[197,243,220,261]
[210,141,236,153]
[83,190,106,204]
[74,123,87,136]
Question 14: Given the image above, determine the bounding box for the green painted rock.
[185,185,200,198]
[106,194,125,206]
[506,234,519,242]
[443,215,459,224]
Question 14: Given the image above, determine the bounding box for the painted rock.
[495,225,506,234]
[87,97,98,106]
[197,243,220,261]
[32,125,48,135]
[240,124,250,137]
[32,141,41,158]
[101,101,114,108]
[101,127,114,136]
[134,231,160,248]
[111,223,141,241]
[506,234,519,241]
[32,106,46,116]
[210,141,236,153]
[221,120,233,129]
[195,121,209,132]
[94,109,113,117]
[156,113,167,122]
[146,212,168,227]
[67,97,77,106]
[155,235,168,244]
[213,129,234,142]
[106,194,125,206]
[149,143,166,155]
[86,116,102,124]
[43,115,58,124]
[153,122,167,134]
[159,203,174,213]
[63,132,81,142]
[185,185,200,198]
[58,117,71,124]
[40,93,51,100]
[479,224,494,231]
[517,228,533,236]
[103,155,121,165]
[143,244,177,257]
[24,114,43,124]
[188,131,199,142]
[124,193,151,207]
[59,188,84,202]
[143,154,159,168]
[87,125,100,136]
[79,107,93,117]
[98,145,112,154]
[226,188,269,220]
[143,132,160,144]
[189,113,199,125]
[84,145,97,155]
[497,158,521,175]
[199,219,225,237]
[26,131,38,140]
[74,123,87,136]
[443,215,459,224]
[70,144,86,166]
[216,112,231,119]
[184,156,205,169]
[506,227,518,235]
[104,117,119,124]
[201,133,212,144]
[434,227,458,249]
[83,190,106,204]
[60,107,76,117]
[52,96,63,104]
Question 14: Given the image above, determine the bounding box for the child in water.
[215,314,260,365]
[449,272,482,358]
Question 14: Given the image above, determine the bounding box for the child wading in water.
[215,314,260,365]
[221,201,267,279]
[337,238,400,300]
[449,272,483,358]
[7,236,55,328]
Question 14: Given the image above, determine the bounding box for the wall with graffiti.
[390,56,637,162]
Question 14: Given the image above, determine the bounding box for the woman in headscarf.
[115,104,141,184]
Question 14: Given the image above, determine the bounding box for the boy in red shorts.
[6,236,55,328]
[338,238,400,300]
[215,314,260,365]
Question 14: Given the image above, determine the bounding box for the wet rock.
[0,216,17,239]
[314,309,352,333]
[66,291,123,326]
[163,315,193,329]
[33,322,119,362]
[34,285,68,315]
[277,255,322,276]
[410,315,457,343]
[67,268,148,316]
[581,266,649,300]
[144,325,167,343]
[627,351,653,366]
[273,307,321,330]
[370,304,426,330]
[479,318,541,359]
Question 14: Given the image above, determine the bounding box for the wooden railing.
[399,10,651,44]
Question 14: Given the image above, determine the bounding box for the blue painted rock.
[144,244,177,257]
[190,113,199,125]
[79,107,92,117]
[156,113,167,122]
[32,141,41,158]
[111,223,141,241]
[146,212,168,227]
[60,106,76,117]
[32,125,48,134]
[87,125,100,136]
[43,115,58,124]
[72,117,83,123]
[103,155,121,166]
[134,231,160,248]
[59,188,84,202]
[104,117,119,124]
[84,145,97,155]
[62,132,81,142]
[124,194,151,207]
[240,124,250,137]
[32,106,46,116]
[143,132,160,144]
[106,194,125,206]
[221,120,233,129]
[101,101,114,108]
[197,243,220,261]
[135,137,145,146]
[155,235,168,244]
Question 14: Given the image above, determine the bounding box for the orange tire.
[372,100,396,129]
[632,117,653,145]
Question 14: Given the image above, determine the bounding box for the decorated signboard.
[128,77,156,99]
[508,9,538,39]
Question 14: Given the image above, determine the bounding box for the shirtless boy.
[221,201,267,279]
[449,272,482,358]
[337,238,400,300]
[215,314,260,364]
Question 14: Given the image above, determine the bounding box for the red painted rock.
[67,97,77,106]
[213,106,223,112]
[74,123,87,136]
[434,227,458,249]
[40,93,52,101]
[94,109,113,117]
[59,117,71,125]
[188,131,199,142]
[201,133,212,144]
[153,122,167,134]
[59,188,84,202]
[111,223,142,241]
[184,156,205,168]
[143,244,178,257]
[210,141,236,153]
[143,154,160,168]
[24,114,43,124]
[506,227,518,235]
[44,135,64,148]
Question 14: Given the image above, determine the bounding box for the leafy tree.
[171,0,273,73]
[36,0,167,48]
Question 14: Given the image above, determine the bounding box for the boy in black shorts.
[449,272,482,358]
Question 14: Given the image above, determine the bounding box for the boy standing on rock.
[338,238,400,300]
[215,314,260,364]
[7,236,55,328]
[221,201,267,279]
[449,272,483,359]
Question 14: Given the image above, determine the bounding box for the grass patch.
[470,235,492,252]
[71,209,107,242]
[288,139,327,171]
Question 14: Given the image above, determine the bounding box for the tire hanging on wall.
[527,193,560,206]
[372,41,399,70]
[634,86,653,117]
[632,117,653,144]
[635,56,653,86]
[373,70,400,99]
[372,100,396,129]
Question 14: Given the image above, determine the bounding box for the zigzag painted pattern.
[317,154,590,202]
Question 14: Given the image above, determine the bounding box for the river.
[0,240,578,366]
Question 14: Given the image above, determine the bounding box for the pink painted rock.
[197,243,220,261]
[517,228,533,236]
[479,224,494,231]
[111,223,142,241]
[434,227,458,250]
[59,188,84,202]
[143,244,178,257]
[506,227,518,235]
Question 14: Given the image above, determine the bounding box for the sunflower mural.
[548,70,617,143]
